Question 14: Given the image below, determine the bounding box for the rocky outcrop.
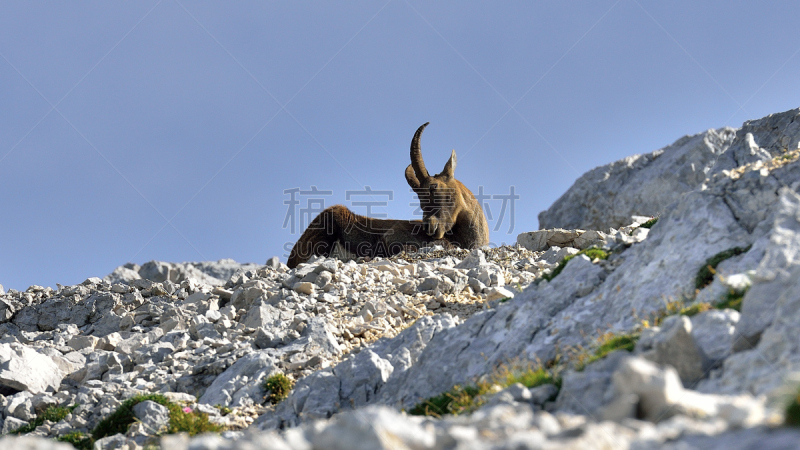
[3,108,800,449]
[104,259,261,286]
[538,108,800,231]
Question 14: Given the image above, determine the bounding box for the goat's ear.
[405,164,421,190]
[440,150,457,181]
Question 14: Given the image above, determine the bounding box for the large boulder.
[0,343,63,394]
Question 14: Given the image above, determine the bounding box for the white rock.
[0,343,63,394]
[538,126,737,231]
[293,282,315,295]
[485,286,515,302]
[67,335,99,351]
[132,400,170,433]
[1,417,28,435]
[199,350,277,407]
[517,229,584,252]
[640,315,705,384]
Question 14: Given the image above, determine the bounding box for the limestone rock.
[132,400,170,434]
[198,350,277,407]
[0,343,63,394]
[690,309,739,365]
[0,417,28,435]
[517,228,609,251]
[556,351,630,418]
[639,315,705,384]
[538,126,737,231]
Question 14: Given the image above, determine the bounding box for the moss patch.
[695,246,752,289]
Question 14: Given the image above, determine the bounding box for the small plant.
[10,404,77,434]
[715,286,749,312]
[165,403,223,436]
[92,394,170,440]
[576,332,640,371]
[215,404,232,416]
[640,217,658,229]
[92,393,222,442]
[542,247,609,282]
[785,385,800,427]
[409,384,483,417]
[56,431,93,450]
[408,361,562,417]
[678,302,712,317]
[695,245,752,289]
[497,364,562,392]
[264,373,293,404]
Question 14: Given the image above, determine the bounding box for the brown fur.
[287,123,489,268]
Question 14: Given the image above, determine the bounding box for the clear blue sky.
[2,1,799,291]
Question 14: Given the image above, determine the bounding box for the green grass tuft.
[499,365,562,393]
[264,373,293,405]
[92,393,222,442]
[10,405,77,435]
[576,332,640,371]
[542,247,609,282]
[409,361,562,418]
[695,245,752,289]
[408,384,482,417]
[165,403,223,436]
[56,431,93,450]
[715,287,749,312]
[92,394,170,440]
[678,302,712,317]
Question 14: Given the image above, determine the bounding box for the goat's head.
[404,123,471,239]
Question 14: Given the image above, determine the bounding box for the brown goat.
[287,123,489,268]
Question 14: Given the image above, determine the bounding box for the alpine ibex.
[287,123,489,268]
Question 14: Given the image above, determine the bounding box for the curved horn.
[410,122,430,181]
[405,164,421,189]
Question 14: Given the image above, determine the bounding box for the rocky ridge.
[2,108,800,448]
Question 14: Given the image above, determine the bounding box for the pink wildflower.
[183,407,192,413]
